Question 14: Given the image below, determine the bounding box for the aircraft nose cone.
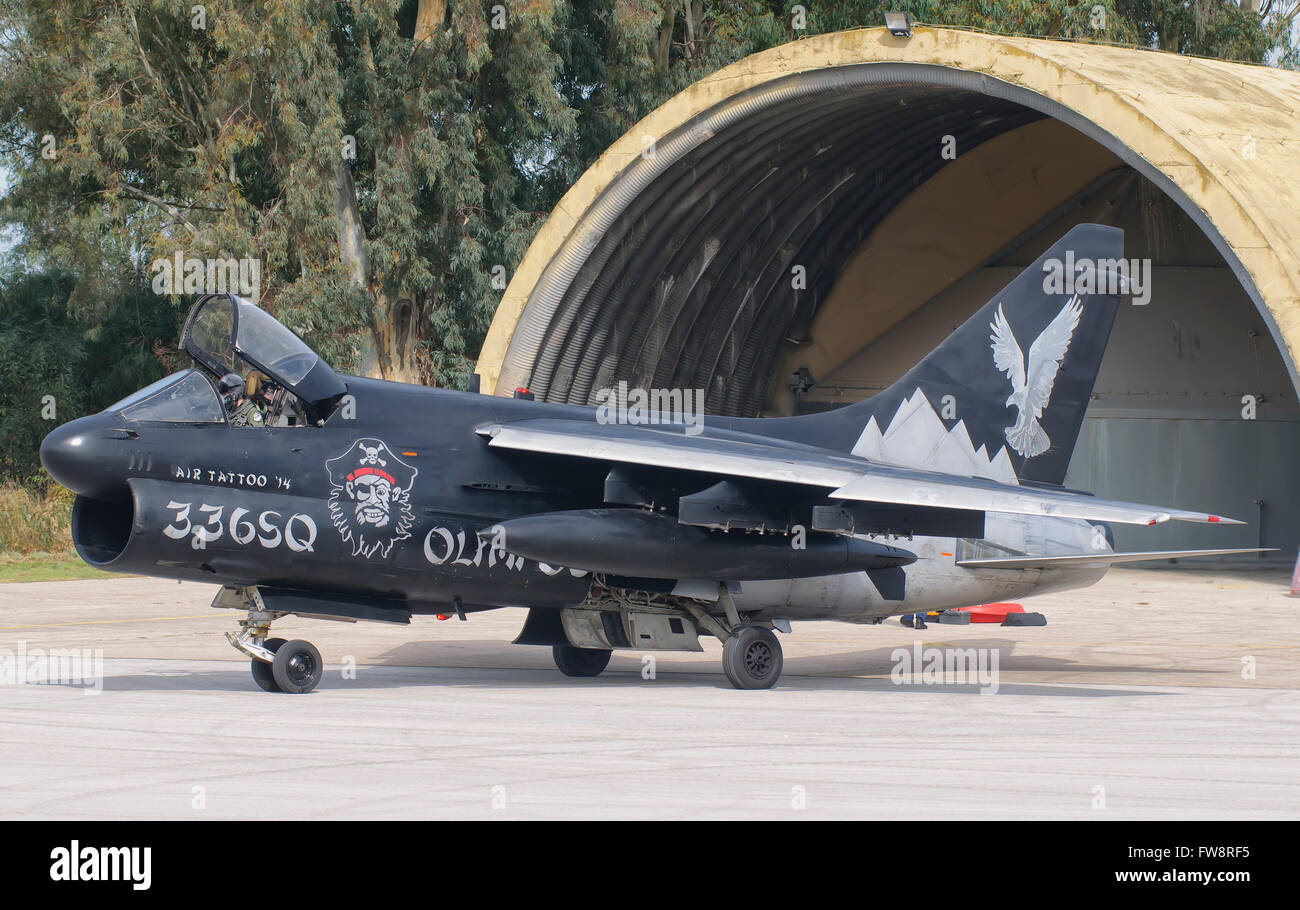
[40,416,105,497]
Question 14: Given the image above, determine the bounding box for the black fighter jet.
[40,225,1261,692]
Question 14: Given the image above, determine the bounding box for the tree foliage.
[0,0,1293,458]
[0,269,174,479]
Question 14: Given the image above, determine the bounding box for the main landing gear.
[682,585,784,690]
[549,629,781,689]
[721,624,783,690]
[220,588,323,694]
[548,582,786,689]
[552,645,612,677]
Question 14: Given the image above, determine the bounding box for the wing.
[479,418,1241,527]
[988,303,1025,393]
[1023,294,1083,416]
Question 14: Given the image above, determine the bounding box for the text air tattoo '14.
[41,225,1263,692]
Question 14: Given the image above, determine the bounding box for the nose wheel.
[270,640,323,694]
[244,636,323,694]
[250,637,286,692]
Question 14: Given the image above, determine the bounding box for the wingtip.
[1171,511,1246,525]
[1143,511,1247,526]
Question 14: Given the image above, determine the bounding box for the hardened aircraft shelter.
[476,26,1300,561]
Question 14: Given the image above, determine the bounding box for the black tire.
[250,637,286,692]
[722,625,783,690]
[553,645,612,678]
[271,639,323,694]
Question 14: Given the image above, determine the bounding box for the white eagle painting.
[989,294,1083,459]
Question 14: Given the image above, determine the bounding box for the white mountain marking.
[851,388,1019,485]
[989,294,1083,459]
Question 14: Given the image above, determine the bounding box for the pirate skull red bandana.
[325,438,418,559]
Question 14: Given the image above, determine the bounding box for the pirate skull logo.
[325,438,417,558]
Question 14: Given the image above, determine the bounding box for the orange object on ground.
[955,602,1024,623]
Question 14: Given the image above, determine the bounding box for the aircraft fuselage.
[45,375,1106,622]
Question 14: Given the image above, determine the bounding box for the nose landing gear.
[217,586,324,694]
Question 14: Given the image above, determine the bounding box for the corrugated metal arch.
[476,26,1300,410]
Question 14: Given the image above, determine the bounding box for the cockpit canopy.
[110,369,225,423]
[181,294,347,422]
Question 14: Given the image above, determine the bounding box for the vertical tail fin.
[785,224,1124,486]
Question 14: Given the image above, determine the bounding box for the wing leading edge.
[479,418,1241,527]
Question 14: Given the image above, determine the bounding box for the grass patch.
[0,483,102,580]
[0,481,74,555]
[0,551,114,583]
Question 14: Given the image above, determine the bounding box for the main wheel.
[553,645,612,678]
[271,639,323,694]
[250,637,286,692]
[722,625,783,690]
